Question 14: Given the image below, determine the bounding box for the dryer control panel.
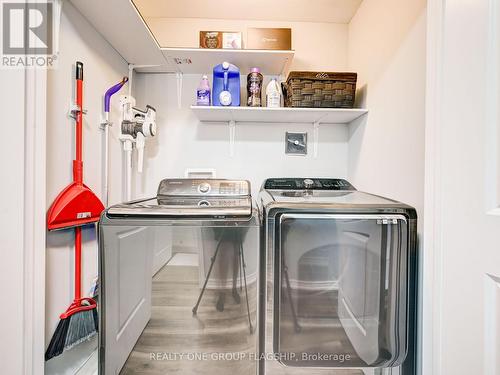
[263,178,355,191]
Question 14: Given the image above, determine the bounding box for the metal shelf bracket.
[229,120,236,157]
[313,121,320,158]
[176,72,183,109]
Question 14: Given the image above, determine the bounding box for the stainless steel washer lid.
[107,179,253,218]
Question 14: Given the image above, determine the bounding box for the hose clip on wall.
[69,102,87,119]
[119,95,157,200]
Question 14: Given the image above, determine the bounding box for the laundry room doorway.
[423,0,500,373]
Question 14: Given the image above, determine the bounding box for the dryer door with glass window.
[275,213,408,368]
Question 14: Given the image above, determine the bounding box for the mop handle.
[74,61,84,185]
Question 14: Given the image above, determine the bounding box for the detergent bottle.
[196,75,211,106]
[266,78,281,108]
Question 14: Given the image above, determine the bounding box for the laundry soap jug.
[266,78,281,107]
[212,62,240,106]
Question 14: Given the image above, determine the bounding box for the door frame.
[2,65,47,374]
[25,64,48,375]
[423,0,500,374]
[422,0,445,374]
[5,1,491,374]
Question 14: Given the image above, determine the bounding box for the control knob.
[303,179,314,189]
[198,182,211,193]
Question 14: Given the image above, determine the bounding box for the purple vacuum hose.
[104,77,128,113]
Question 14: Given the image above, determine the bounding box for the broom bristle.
[45,317,71,360]
[64,309,98,351]
[45,308,98,361]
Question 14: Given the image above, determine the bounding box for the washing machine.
[258,178,418,375]
[99,179,260,375]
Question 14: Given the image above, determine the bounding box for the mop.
[45,62,104,360]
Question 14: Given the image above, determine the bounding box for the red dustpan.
[47,61,104,231]
[47,178,104,230]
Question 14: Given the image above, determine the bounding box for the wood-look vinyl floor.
[120,263,364,375]
[120,264,258,375]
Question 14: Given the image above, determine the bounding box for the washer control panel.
[263,178,355,191]
[157,179,251,197]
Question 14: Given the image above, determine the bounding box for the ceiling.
[132,0,364,24]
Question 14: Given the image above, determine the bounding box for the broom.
[45,62,103,360]
[45,227,98,360]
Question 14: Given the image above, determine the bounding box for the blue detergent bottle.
[212,62,240,106]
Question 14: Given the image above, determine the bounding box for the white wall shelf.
[191,106,367,124]
[191,106,368,157]
[162,48,294,75]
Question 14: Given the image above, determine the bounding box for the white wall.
[347,0,426,215]
[125,14,350,197]
[132,9,427,204]
[347,1,426,373]
[45,2,128,373]
[132,72,349,198]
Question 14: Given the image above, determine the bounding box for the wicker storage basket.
[283,71,357,108]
